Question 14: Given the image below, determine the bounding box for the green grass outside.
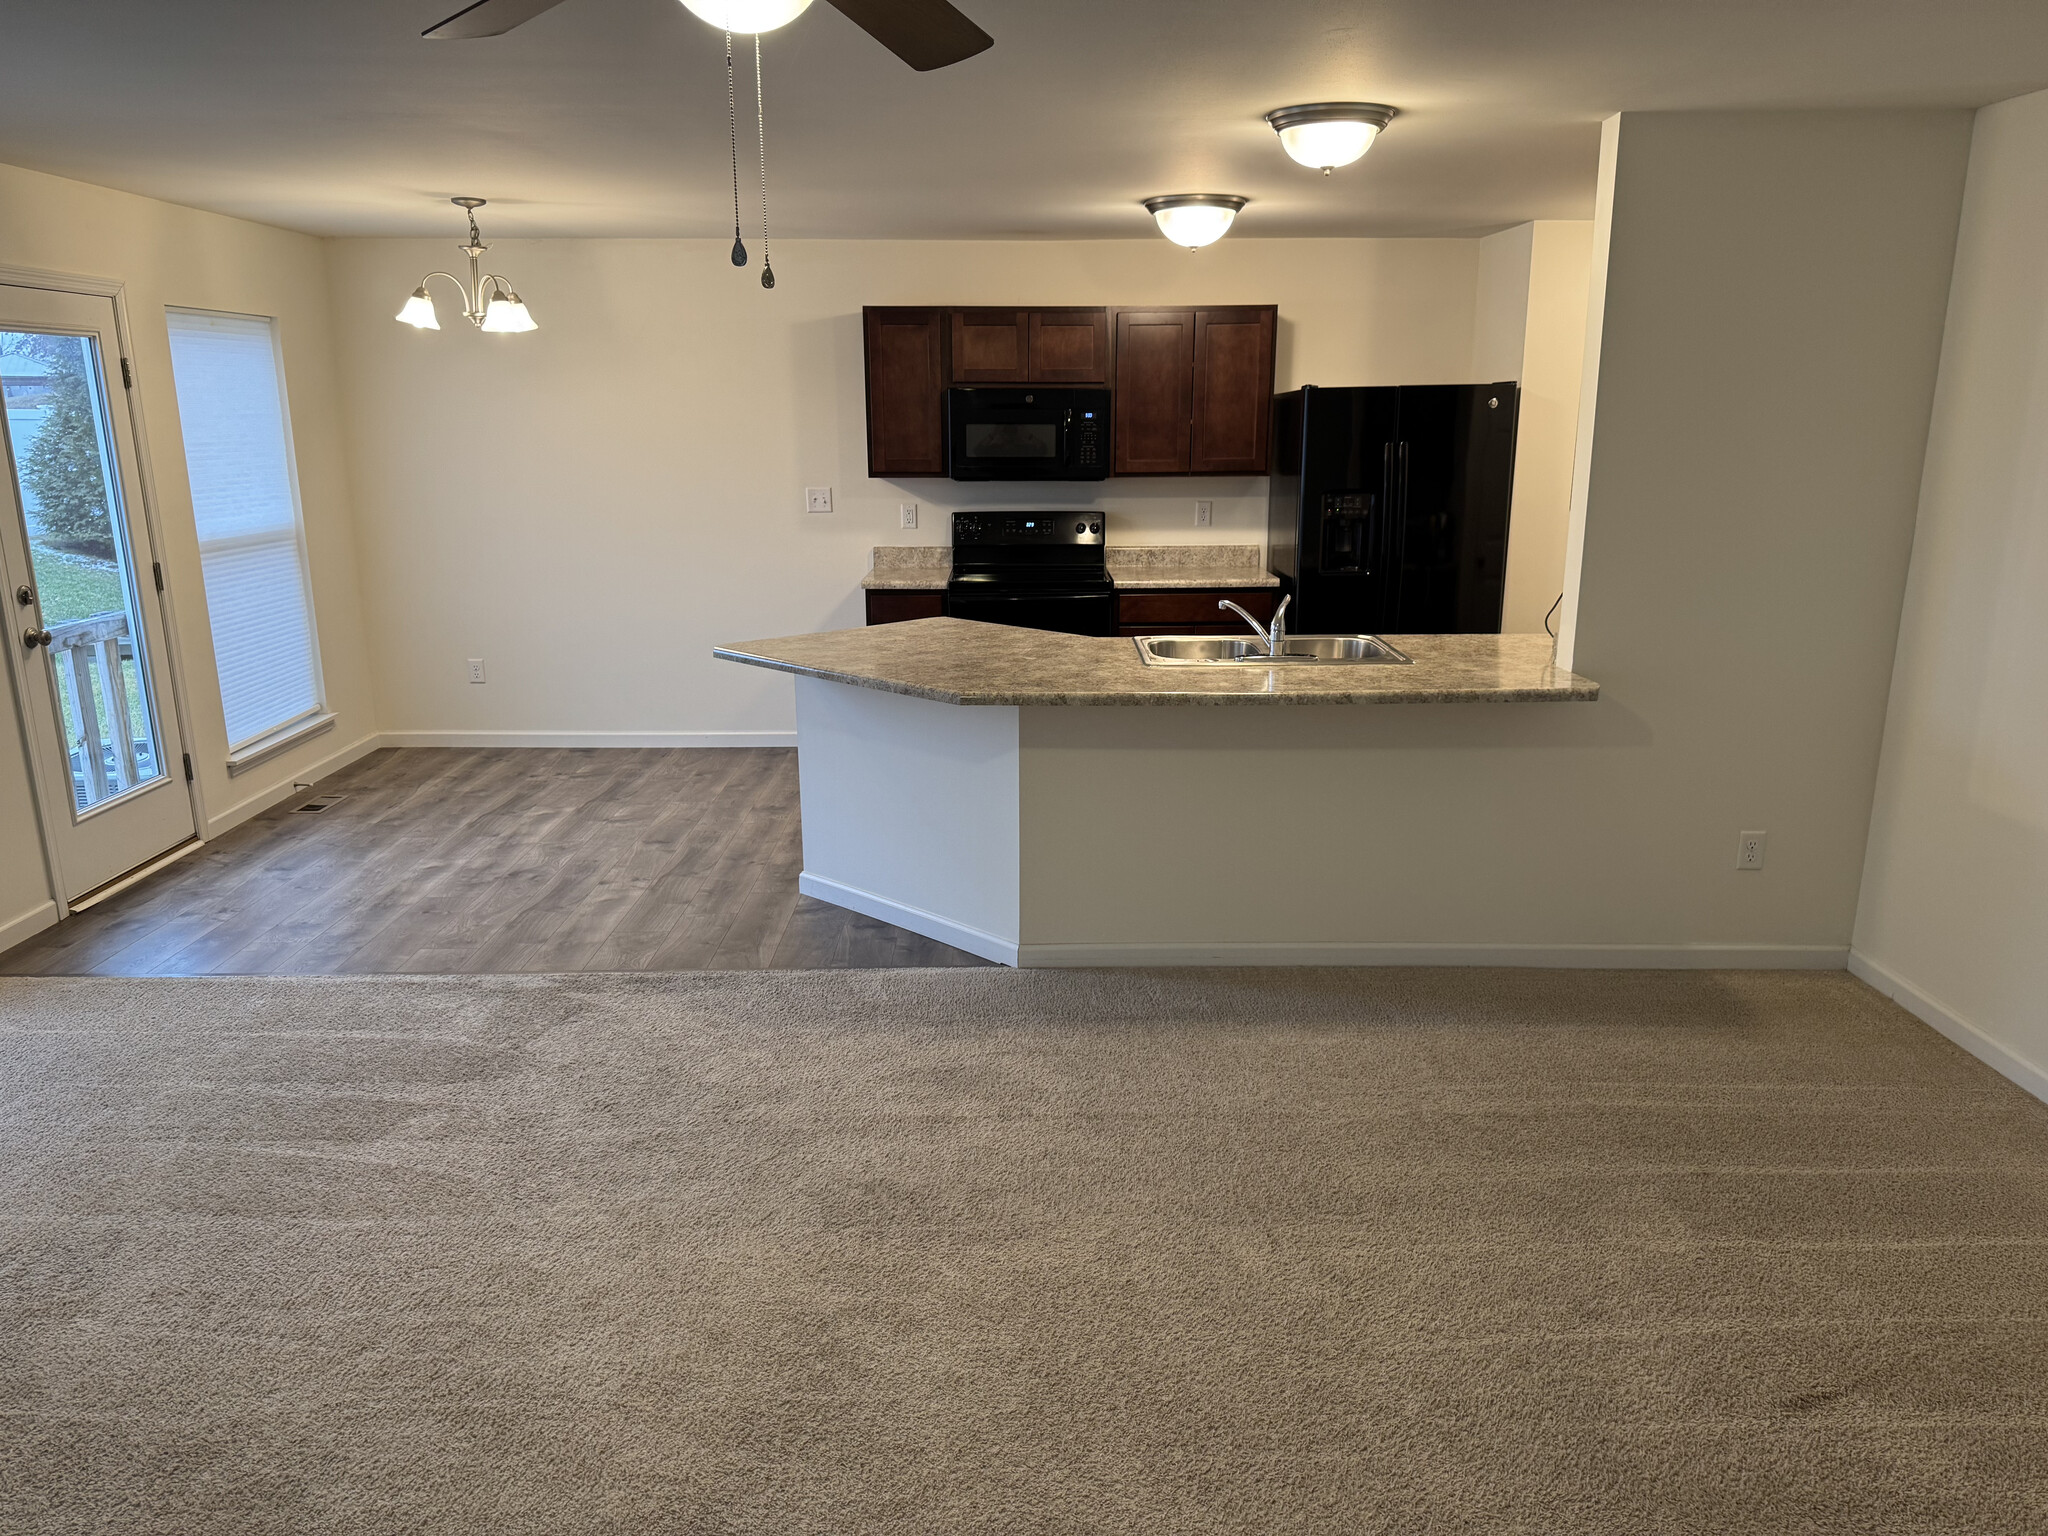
[28,539,125,625]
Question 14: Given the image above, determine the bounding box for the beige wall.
[0,162,380,946]
[1529,110,1969,953]
[323,236,1488,743]
[1501,222,1593,633]
[1474,221,1596,633]
[1853,88,2048,1099]
[1472,224,1535,381]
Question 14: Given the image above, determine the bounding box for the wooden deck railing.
[48,610,144,804]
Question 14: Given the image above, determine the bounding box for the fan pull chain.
[756,36,774,289]
[726,33,747,267]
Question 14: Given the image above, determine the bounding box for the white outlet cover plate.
[1737,830,1767,869]
[900,503,919,529]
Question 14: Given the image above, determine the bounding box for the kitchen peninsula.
[715,617,1599,967]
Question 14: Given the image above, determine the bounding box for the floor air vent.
[294,794,346,812]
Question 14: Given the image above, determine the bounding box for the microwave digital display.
[963,422,1058,459]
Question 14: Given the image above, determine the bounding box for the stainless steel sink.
[1135,633,1413,667]
[1139,637,1271,662]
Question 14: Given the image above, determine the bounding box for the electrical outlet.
[1195,500,1213,528]
[806,486,834,514]
[899,503,919,529]
[1737,830,1767,870]
[467,657,487,685]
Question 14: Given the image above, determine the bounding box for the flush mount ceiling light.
[1264,102,1399,174]
[1142,194,1249,251]
[395,198,537,334]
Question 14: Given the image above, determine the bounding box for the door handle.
[22,627,52,650]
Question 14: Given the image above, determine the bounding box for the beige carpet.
[2,968,2046,1534]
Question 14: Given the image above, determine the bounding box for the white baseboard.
[0,899,59,956]
[797,872,1020,966]
[1849,949,2048,1106]
[203,730,388,839]
[1015,941,1850,969]
[381,730,796,749]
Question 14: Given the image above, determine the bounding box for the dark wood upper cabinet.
[1027,308,1111,382]
[863,307,948,478]
[950,309,1031,381]
[865,302,1274,479]
[1112,309,1197,474]
[1191,306,1278,474]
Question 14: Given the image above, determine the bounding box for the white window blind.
[164,310,322,750]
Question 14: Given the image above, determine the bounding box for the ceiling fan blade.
[824,0,993,71]
[422,0,576,39]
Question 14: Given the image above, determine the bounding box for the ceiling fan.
[422,0,994,73]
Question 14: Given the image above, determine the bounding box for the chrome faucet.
[1219,594,1290,656]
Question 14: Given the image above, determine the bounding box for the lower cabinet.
[865,590,945,625]
[1115,588,1277,637]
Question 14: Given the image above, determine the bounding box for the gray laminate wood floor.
[0,748,993,976]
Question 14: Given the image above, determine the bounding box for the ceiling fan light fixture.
[1142,194,1248,250]
[1264,103,1398,173]
[396,287,440,329]
[678,0,815,33]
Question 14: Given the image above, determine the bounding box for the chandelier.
[395,198,537,334]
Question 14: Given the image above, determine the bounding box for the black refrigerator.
[1267,383,1520,634]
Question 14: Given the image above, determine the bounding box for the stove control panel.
[953,512,1105,547]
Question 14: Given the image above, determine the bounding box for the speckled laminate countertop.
[862,544,1280,591]
[714,617,1598,706]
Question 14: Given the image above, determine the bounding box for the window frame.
[164,306,328,756]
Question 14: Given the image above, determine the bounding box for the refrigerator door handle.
[1379,439,1396,576]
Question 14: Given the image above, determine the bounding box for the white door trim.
[0,266,206,913]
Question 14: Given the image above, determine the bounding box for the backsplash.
[1105,544,1264,571]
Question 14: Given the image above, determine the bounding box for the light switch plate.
[806,486,834,514]
[900,503,919,529]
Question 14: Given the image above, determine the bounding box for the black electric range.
[945,511,1115,636]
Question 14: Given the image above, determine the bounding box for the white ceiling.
[1,0,2045,240]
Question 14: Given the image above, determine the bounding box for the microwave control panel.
[1072,411,1104,471]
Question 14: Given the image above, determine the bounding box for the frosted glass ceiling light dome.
[679,0,814,32]
[1264,103,1398,174]
[1143,194,1249,250]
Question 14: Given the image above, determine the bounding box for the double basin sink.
[1135,634,1413,667]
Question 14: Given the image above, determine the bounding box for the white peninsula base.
[793,675,1624,968]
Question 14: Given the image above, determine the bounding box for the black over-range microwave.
[945,386,1111,481]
